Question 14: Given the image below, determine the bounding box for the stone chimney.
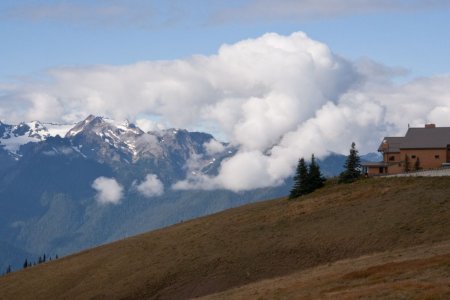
[425,123,436,128]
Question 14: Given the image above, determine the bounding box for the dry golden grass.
[201,240,450,300]
[1,177,450,299]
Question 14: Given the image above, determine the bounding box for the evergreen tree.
[289,158,309,199]
[6,265,11,274]
[414,157,421,171]
[308,154,326,192]
[290,154,326,199]
[404,154,410,172]
[23,259,28,269]
[339,142,362,183]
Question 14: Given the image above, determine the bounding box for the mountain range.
[0,115,380,271]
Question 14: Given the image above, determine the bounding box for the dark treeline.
[2,253,59,276]
[23,253,59,269]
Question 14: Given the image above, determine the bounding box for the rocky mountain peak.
[0,115,231,174]
[66,115,144,138]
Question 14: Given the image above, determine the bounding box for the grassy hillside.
[202,240,450,299]
[1,177,450,299]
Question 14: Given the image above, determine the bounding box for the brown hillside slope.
[1,177,450,299]
[201,239,450,299]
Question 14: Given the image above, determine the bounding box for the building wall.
[386,162,403,174]
[383,152,401,163]
[401,148,447,170]
[367,166,385,175]
[384,148,447,174]
[381,152,403,174]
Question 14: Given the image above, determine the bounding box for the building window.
[435,155,440,159]
[411,155,416,159]
[379,167,384,174]
[389,156,395,161]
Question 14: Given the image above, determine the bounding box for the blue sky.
[1,0,449,81]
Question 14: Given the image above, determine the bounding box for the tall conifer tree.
[339,142,362,183]
[308,154,326,192]
[289,158,308,199]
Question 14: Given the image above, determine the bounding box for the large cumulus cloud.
[2,31,450,191]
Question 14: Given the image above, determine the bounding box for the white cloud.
[134,174,164,197]
[92,177,123,204]
[0,32,356,130]
[20,93,63,123]
[203,139,225,155]
[135,118,165,132]
[2,31,450,192]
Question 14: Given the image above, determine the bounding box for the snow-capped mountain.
[0,115,233,182]
[64,115,232,175]
[66,115,146,162]
[0,120,73,156]
[0,115,229,159]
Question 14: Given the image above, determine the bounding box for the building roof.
[401,127,450,149]
[378,126,450,151]
[378,137,404,152]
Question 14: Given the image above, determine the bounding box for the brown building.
[362,124,450,176]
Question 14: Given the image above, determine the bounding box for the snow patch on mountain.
[1,134,36,153]
[0,120,75,154]
[0,121,46,153]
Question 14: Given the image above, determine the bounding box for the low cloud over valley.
[92,177,124,204]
